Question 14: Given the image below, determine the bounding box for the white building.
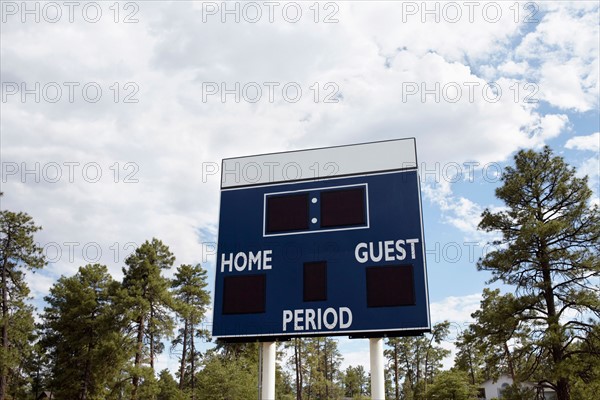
[479,375,557,399]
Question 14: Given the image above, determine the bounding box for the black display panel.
[320,187,366,228]
[304,261,327,301]
[222,275,266,314]
[266,193,309,233]
[366,265,415,307]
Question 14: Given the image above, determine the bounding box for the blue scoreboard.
[212,138,431,341]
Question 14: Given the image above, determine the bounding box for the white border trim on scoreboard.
[262,183,370,237]
[214,324,432,339]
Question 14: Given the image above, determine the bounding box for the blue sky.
[1,0,598,373]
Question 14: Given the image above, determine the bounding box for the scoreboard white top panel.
[221,138,417,188]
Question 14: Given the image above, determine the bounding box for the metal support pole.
[370,338,385,400]
[261,342,276,400]
[258,343,263,400]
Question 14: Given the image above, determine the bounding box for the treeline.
[0,215,214,400]
[1,146,599,400]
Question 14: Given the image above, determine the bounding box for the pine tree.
[426,369,479,400]
[5,299,36,400]
[384,322,450,400]
[196,344,259,400]
[459,289,535,385]
[41,264,128,400]
[121,238,176,400]
[284,338,306,400]
[568,324,600,400]
[343,365,368,399]
[300,337,343,399]
[156,369,185,400]
[28,342,51,400]
[171,264,210,398]
[322,338,343,399]
[0,208,45,399]
[454,327,486,386]
[477,146,600,400]
[385,337,404,400]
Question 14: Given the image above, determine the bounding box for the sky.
[1,0,599,375]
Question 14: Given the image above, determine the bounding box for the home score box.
[212,138,431,341]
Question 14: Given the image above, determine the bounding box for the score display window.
[265,193,309,233]
[264,184,369,236]
[222,275,267,315]
[303,261,328,302]
[366,265,415,307]
[320,187,366,228]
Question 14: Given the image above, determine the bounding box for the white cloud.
[444,197,485,238]
[430,293,482,369]
[422,179,504,242]
[497,61,529,77]
[340,347,370,371]
[514,3,599,112]
[579,155,600,176]
[577,156,600,205]
[538,62,595,112]
[565,133,600,204]
[27,271,57,302]
[529,113,569,147]
[430,293,481,327]
[565,132,600,151]
[347,1,524,65]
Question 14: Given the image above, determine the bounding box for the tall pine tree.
[41,264,128,400]
[477,147,599,400]
[171,263,210,397]
[121,238,175,400]
[0,208,45,399]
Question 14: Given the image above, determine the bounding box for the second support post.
[370,337,385,400]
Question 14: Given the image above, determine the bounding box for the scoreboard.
[212,138,431,341]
